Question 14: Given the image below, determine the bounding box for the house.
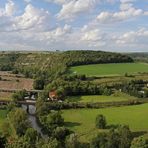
[49,91,58,101]
[139,90,145,94]
[24,96,30,100]
[31,94,36,100]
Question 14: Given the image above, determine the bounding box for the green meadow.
[65,93,137,103]
[63,103,148,142]
[70,63,148,76]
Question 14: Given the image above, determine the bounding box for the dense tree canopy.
[8,108,30,136]
[91,125,132,148]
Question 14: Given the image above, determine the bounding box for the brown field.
[0,92,12,100]
[0,71,33,90]
[0,71,34,100]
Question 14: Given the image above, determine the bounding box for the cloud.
[14,4,50,31]
[116,28,148,45]
[54,24,72,37]
[96,2,143,23]
[0,2,51,32]
[95,0,148,24]
[144,11,148,16]
[0,0,17,31]
[24,0,32,3]
[120,3,133,10]
[80,28,106,47]
[0,0,147,52]
[81,29,103,41]
[0,0,16,16]
[0,23,73,51]
[5,0,16,16]
[120,0,135,3]
[44,0,69,4]
[57,0,97,20]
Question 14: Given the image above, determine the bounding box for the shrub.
[95,114,106,129]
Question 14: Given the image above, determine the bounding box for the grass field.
[63,103,148,142]
[70,63,148,76]
[0,110,7,131]
[65,93,137,103]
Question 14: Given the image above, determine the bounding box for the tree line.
[114,80,148,98]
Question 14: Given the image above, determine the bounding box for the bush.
[33,79,45,90]
[66,134,83,148]
[12,89,27,101]
[12,69,19,74]
[53,126,70,141]
[131,136,148,148]
[90,126,132,148]
[95,114,106,129]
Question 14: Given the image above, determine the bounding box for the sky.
[0,0,147,52]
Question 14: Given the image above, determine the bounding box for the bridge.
[0,100,36,105]
[0,100,36,115]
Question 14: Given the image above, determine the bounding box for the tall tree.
[8,108,30,136]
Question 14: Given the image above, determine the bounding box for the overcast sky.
[0,0,147,52]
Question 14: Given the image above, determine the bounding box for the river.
[21,104,47,139]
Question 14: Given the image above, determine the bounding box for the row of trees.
[115,80,148,98]
[63,50,133,66]
[42,79,112,100]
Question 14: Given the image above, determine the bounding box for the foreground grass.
[70,63,148,76]
[63,103,148,142]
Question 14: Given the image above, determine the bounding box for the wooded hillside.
[0,51,133,79]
